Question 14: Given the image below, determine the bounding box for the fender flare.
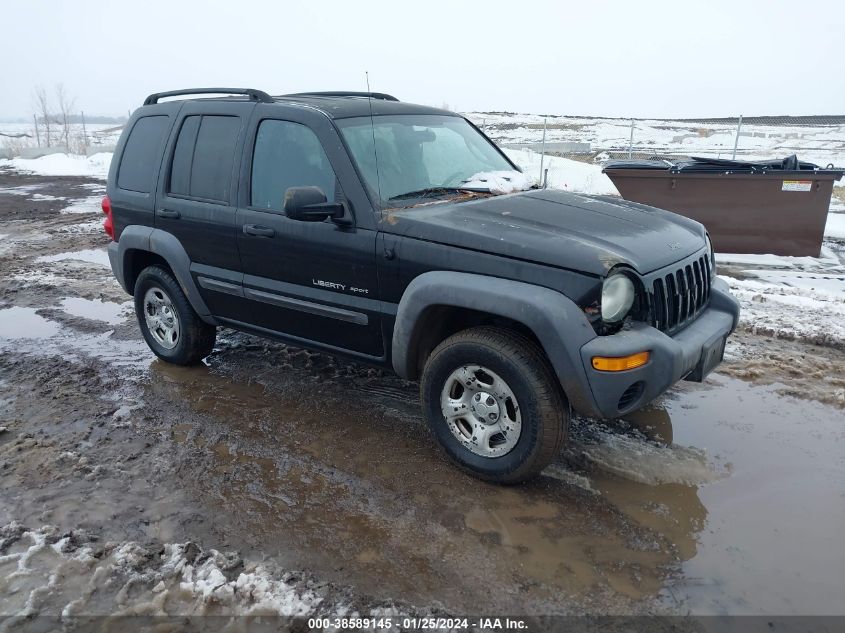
[112,226,213,320]
[391,271,599,414]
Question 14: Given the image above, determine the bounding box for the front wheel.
[134,265,216,365]
[420,327,569,484]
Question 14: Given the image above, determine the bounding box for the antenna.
[365,71,383,203]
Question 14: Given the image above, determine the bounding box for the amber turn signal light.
[591,351,650,372]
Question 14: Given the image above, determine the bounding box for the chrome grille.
[650,254,712,333]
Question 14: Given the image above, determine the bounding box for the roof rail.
[143,88,274,106]
[283,91,400,102]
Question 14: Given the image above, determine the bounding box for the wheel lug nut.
[474,394,481,402]
[489,413,497,420]
[486,397,495,406]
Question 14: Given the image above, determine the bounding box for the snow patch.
[0,153,112,179]
[0,524,325,617]
[35,248,110,267]
[723,273,845,347]
[826,213,845,239]
[503,148,619,195]
[718,248,840,268]
[461,170,534,194]
[60,195,103,215]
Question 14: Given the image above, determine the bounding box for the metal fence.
[5,110,845,174]
[472,113,845,170]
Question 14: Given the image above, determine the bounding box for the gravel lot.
[1,168,843,626]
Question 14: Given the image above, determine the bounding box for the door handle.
[157,208,181,219]
[243,224,275,238]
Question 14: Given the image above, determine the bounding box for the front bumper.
[575,277,740,418]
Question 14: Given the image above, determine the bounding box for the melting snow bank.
[718,245,845,348]
[0,523,438,623]
[724,274,845,348]
[0,153,112,179]
[0,523,320,618]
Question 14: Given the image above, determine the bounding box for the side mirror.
[283,186,349,225]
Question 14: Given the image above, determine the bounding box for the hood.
[384,189,707,276]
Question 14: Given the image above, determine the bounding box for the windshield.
[336,114,521,207]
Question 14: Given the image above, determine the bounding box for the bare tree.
[55,84,75,149]
[33,86,53,147]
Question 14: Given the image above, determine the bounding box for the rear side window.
[168,115,240,202]
[251,120,337,211]
[169,116,200,196]
[117,116,169,193]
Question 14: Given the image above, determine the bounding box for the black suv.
[105,88,740,483]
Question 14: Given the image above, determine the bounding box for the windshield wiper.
[388,186,485,202]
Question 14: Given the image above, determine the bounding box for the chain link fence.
[470,113,845,169]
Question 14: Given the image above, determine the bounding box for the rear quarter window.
[117,115,170,193]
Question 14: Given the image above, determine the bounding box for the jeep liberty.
[104,88,740,483]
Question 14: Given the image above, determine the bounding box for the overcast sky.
[2,0,842,119]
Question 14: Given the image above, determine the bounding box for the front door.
[233,113,383,358]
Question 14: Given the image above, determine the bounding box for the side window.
[117,115,169,193]
[251,120,337,211]
[168,115,240,202]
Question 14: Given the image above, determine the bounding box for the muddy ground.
[0,169,843,626]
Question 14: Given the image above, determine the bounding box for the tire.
[133,265,216,365]
[420,326,569,484]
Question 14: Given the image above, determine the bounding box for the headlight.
[705,234,716,273]
[601,273,635,323]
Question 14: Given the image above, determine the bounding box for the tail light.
[101,195,114,240]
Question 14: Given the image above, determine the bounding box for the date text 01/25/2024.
[307,617,528,630]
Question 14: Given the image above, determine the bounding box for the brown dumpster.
[603,156,843,257]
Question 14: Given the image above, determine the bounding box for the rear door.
[155,101,252,319]
[233,106,384,359]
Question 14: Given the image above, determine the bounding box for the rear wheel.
[420,326,569,484]
[134,265,216,365]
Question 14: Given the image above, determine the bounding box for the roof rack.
[283,91,399,102]
[143,88,274,106]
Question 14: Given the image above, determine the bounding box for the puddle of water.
[0,309,151,374]
[145,360,680,611]
[35,248,110,267]
[59,297,129,325]
[0,307,61,339]
[645,378,845,615]
[146,354,845,615]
